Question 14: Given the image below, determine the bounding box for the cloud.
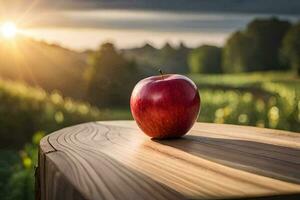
[3,0,300,13]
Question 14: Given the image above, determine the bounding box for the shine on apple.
[130,73,200,139]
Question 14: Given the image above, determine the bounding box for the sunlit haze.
[1,21,17,39]
[18,9,300,50]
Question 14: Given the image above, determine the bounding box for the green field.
[189,71,299,87]
[189,71,300,132]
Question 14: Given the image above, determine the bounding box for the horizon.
[16,11,300,50]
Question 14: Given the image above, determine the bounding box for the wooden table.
[37,121,300,200]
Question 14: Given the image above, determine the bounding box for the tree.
[282,22,300,76]
[176,42,191,73]
[222,17,291,73]
[246,17,291,70]
[85,43,141,107]
[188,45,222,74]
[158,42,189,73]
[222,31,256,73]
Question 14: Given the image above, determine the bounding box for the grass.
[188,71,299,88]
[0,78,106,149]
[189,71,300,132]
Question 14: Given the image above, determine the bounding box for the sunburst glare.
[1,21,18,39]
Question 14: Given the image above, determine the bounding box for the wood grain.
[38,121,300,200]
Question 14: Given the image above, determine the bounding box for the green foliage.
[0,78,104,149]
[189,71,294,87]
[282,22,300,76]
[223,18,291,73]
[246,17,291,70]
[85,43,141,108]
[0,150,19,199]
[190,71,300,132]
[0,132,43,200]
[223,31,256,73]
[189,45,222,74]
[200,87,299,132]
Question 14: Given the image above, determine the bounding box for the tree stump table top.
[38,120,300,200]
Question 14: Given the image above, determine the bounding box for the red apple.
[130,73,200,139]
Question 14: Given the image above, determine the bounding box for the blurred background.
[0,0,300,199]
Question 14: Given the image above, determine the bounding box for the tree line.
[190,17,300,75]
[84,17,300,108]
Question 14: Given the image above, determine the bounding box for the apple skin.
[130,74,200,139]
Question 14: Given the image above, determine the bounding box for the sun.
[1,21,18,39]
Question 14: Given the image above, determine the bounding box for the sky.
[0,0,300,50]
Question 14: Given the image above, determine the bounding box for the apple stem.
[159,69,164,80]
